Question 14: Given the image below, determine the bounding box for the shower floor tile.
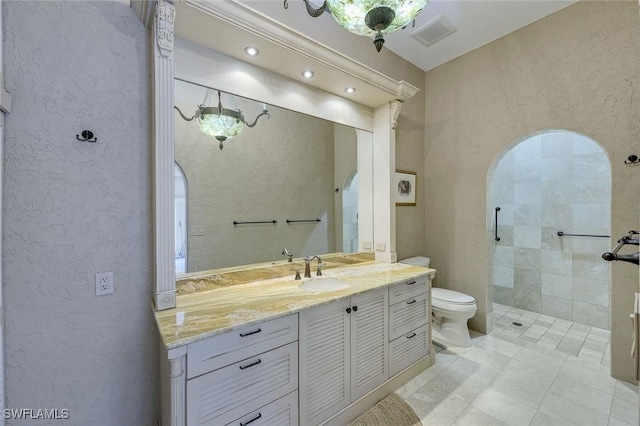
[492,303,607,360]
[397,304,638,426]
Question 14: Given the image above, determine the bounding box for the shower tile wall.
[492,132,611,329]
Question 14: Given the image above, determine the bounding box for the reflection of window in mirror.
[174,163,187,275]
[342,170,358,253]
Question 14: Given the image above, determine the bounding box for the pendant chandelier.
[174,90,270,150]
[284,0,429,52]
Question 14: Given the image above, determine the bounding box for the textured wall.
[424,1,640,380]
[491,131,611,329]
[3,1,157,424]
[175,80,336,271]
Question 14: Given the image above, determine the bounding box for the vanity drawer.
[225,391,298,426]
[389,324,429,377]
[388,275,428,305]
[389,293,429,341]
[187,314,298,379]
[187,342,298,426]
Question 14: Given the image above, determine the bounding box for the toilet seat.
[432,288,475,305]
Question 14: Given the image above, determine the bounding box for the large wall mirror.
[174,79,374,275]
[145,3,415,309]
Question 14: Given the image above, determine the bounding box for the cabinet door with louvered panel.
[225,391,298,426]
[389,324,429,377]
[350,286,389,401]
[389,292,429,341]
[187,314,298,379]
[186,342,298,425]
[388,275,428,305]
[299,298,351,426]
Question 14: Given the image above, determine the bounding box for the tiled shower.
[490,131,611,329]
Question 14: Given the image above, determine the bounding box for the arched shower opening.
[488,130,611,330]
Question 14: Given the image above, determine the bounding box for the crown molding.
[173,0,419,108]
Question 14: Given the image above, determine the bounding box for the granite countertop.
[174,252,377,295]
[155,257,435,350]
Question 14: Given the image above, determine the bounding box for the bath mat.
[349,393,421,426]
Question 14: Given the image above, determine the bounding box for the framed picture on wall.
[395,170,417,206]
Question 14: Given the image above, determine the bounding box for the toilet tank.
[399,256,430,268]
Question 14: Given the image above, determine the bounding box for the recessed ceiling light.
[301,70,315,79]
[345,87,356,94]
[244,46,260,56]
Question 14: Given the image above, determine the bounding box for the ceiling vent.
[411,15,457,47]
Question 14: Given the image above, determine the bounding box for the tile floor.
[397,303,639,426]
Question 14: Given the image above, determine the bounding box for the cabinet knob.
[346,307,351,313]
[352,306,358,312]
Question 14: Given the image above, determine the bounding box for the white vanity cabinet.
[388,276,431,376]
[299,286,389,426]
[159,272,434,426]
[163,314,299,426]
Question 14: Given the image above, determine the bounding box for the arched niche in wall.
[133,0,419,310]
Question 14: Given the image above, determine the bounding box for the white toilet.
[400,256,477,347]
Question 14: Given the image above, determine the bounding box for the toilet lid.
[432,288,475,305]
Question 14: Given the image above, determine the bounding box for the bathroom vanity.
[154,256,435,426]
[137,1,431,423]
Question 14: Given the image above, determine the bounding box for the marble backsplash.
[176,251,375,295]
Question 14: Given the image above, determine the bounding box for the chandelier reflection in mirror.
[284,0,429,52]
[174,90,270,150]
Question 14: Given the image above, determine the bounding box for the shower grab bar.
[233,220,277,225]
[494,207,501,241]
[557,231,610,238]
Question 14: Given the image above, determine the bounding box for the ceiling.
[245,0,579,72]
[171,0,581,109]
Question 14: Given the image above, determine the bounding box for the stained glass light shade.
[174,90,270,149]
[326,0,428,36]
[196,109,244,142]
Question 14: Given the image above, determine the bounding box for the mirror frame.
[135,0,419,311]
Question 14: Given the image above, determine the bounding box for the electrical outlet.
[190,226,204,236]
[95,272,114,296]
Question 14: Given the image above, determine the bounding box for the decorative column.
[372,100,402,263]
[167,349,187,426]
[154,0,177,310]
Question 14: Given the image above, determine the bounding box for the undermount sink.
[298,278,351,293]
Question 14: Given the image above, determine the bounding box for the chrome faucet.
[282,248,293,262]
[304,255,322,278]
